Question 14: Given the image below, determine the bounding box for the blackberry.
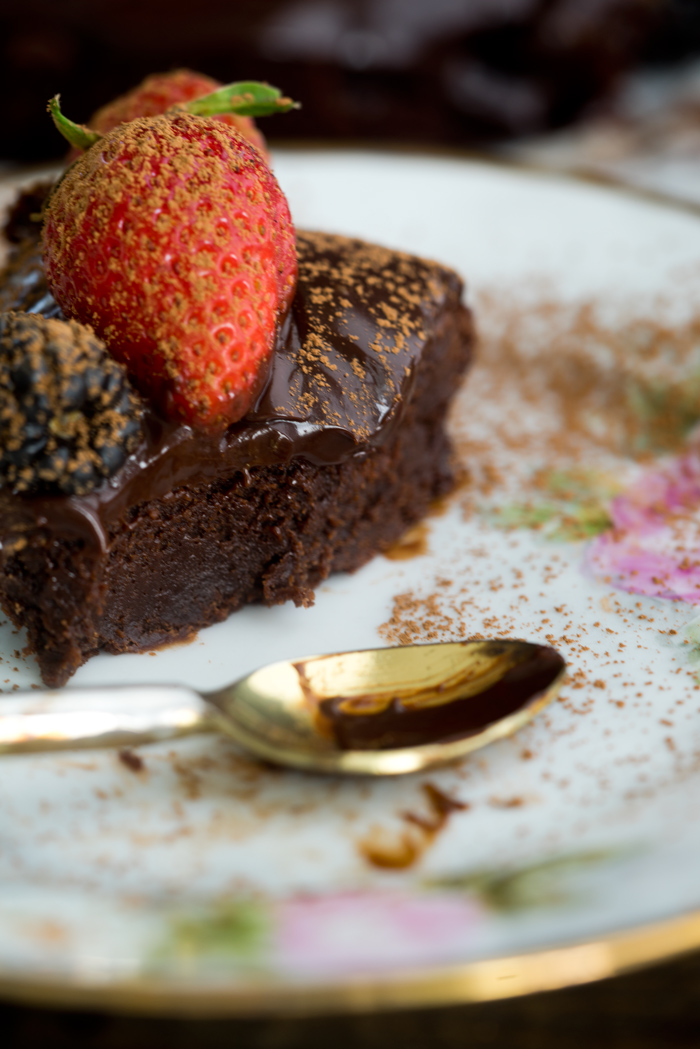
[0,239,64,320]
[0,312,144,496]
[2,180,52,247]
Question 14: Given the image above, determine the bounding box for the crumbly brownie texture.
[2,378,461,686]
[0,211,473,686]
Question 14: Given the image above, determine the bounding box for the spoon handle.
[0,685,213,754]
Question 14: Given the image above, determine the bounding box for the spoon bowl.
[0,640,566,775]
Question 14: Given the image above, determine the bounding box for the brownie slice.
[0,226,473,686]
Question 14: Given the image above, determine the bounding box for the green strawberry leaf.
[185,81,300,118]
[48,95,101,151]
[49,81,299,152]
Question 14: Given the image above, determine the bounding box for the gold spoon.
[0,640,565,776]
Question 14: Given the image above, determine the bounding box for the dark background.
[7,949,700,1047]
[3,0,700,162]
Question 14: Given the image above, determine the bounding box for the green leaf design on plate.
[157,898,269,964]
[486,468,616,542]
[550,505,615,542]
[428,849,624,912]
[543,469,618,501]
[679,614,700,682]
[625,372,700,455]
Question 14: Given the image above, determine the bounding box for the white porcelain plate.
[2,152,700,1014]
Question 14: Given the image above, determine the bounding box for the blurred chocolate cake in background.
[2,0,699,162]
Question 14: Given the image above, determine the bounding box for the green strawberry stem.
[48,96,101,151]
[185,81,300,118]
[49,81,300,151]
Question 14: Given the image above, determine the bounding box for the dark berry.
[0,312,144,496]
[2,180,53,246]
[0,239,64,320]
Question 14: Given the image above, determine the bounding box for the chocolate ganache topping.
[0,226,463,550]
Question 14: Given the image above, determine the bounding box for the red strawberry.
[87,69,268,160]
[43,109,297,431]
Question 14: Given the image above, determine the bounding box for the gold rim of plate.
[1,906,700,1016]
[1,155,700,1015]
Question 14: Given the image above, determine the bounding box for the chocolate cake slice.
[0,214,473,686]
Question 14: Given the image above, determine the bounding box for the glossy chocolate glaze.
[0,228,465,551]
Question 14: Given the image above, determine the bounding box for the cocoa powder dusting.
[380,291,700,652]
[281,231,459,442]
[375,287,700,798]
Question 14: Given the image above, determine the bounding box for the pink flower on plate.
[587,454,700,602]
[275,891,484,976]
